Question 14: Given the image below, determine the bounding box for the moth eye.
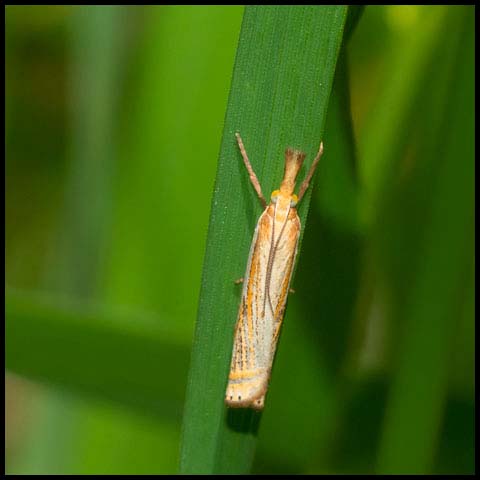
[290,194,298,207]
[271,189,280,203]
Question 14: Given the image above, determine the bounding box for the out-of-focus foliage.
[5,5,474,475]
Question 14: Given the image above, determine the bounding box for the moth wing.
[225,209,300,408]
[226,209,271,407]
[268,212,300,353]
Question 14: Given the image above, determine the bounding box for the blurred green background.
[5,5,474,474]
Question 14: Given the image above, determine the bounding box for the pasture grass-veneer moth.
[225,132,323,410]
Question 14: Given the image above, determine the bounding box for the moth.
[225,132,323,410]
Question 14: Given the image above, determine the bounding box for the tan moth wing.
[225,203,300,409]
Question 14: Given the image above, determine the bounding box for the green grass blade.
[44,6,125,297]
[5,289,189,421]
[375,7,474,473]
[358,6,448,226]
[179,5,348,474]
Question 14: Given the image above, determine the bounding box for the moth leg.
[289,287,295,294]
[234,277,244,285]
[235,132,267,208]
[297,141,324,203]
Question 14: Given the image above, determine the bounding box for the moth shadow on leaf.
[225,406,262,435]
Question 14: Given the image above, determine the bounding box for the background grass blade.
[5,289,189,420]
[179,5,348,474]
[375,7,474,473]
[44,6,124,297]
[6,7,243,474]
[358,6,447,226]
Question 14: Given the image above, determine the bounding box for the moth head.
[271,189,298,207]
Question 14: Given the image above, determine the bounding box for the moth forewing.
[225,206,300,410]
[268,211,301,348]
[225,134,323,410]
